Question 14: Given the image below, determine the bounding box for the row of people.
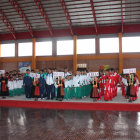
[0,68,139,103]
[23,68,93,101]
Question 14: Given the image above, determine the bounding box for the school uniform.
[64,72,70,78]
[46,73,54,99]
[69,79,74,98]
[18,80,25,95]
[73,75,82,99]
[8,80,14,97]
[23,74,33,98]
[39,74,46,99]
[64,80,69,100]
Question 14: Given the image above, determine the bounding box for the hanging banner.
[19,62,31,73]
[123,68,136,74]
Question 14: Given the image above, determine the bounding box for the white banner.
[87,72,99,77]
[53,72,64,78]
[0,70,5,75]
[30,73,40,78]
[123,68,136,74]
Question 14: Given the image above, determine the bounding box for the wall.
[1,35,140,75]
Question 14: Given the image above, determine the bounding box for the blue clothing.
[23,76,33,86]
[43,73,47,80]
[23,75,33,98]
[24,74,30,77]
[39,76,46,98]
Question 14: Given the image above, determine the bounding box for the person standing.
[0,74,9,98]
[46,68,54,100]
[39,70,46,99]
[23,69,33,99]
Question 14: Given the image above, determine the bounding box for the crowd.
[0,67,139,103]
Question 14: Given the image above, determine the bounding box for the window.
[1,44,15,57]
[57,40,73,55]
[36,41,52,56]
[77,39,95,54]
[18,42,32,56]
[100,38,119,53]
[122,37,140,52]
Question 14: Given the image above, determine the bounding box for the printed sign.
[0,70,5,74]
[123,68,136,74]
[53,72,64,78]
[30,73,40,78]
[19,62,31,73]
[87,72,99,77]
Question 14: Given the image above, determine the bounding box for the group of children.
[0,70,25,98]
[120,73,139,102]
[91,68,120,101]
[0,67,139,103]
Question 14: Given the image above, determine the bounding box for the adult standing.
[23,69,33,99]
[46,68,54,100]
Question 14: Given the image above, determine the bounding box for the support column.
[32,38,36,72]
[95,37,99,55]
[52,38,57,68]
[15,42,18,70]
[119,33,123,73]
[52,38,57,56]
[73,35,77,74]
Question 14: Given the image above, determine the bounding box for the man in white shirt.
[46,68,54,100]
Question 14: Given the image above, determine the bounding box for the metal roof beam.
[121,0,124,33]
[90,0,98,34]
[59,0,74,36]
[34,0,53,36]
[9,0,34,37]
[0,9,16,39]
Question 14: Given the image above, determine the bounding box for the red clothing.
[34,86,40,96]
[92,87,99,98]
[1,81,7,92]
[33,79,40,96]
[101,75,106,96]
[61,86,65,96]
[104,82,110,101]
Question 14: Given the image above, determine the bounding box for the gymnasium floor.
[0,107,140,140]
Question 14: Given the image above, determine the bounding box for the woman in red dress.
[57,76,65,101]
[92,77,100,101]
[129,74,137,102]
[104,77,110,101]
[33,78,40,101]
[0,74,9,98]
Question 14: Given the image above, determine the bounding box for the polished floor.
[0,107,140,140]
